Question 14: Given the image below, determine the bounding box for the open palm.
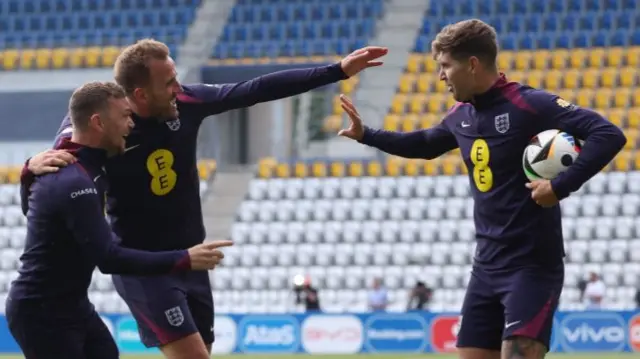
[337,95,364,141]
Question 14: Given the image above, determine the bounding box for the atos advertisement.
[0,311,638,354]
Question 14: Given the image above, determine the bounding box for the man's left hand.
[340,46,388,77]
[526,179,559,207]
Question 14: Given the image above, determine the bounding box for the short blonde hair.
[69,81,126,130]
[114,38,170,95]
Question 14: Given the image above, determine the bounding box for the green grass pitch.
[1,354,639,359]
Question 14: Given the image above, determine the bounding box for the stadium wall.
[0,311,638,355]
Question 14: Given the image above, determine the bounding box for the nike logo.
[461,122,471,128]
[505,320,521,329]
[124,144,140,152]
[93,175,101,182]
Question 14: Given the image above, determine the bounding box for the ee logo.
[146,149,177,196]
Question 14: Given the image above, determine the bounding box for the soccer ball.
[522,129,582,181]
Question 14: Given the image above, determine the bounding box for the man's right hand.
[187,240,233,270]
[337,94,364,141]
[28,149,77,175]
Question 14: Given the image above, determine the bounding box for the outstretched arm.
[338,95,459,159]
[52,170,191,275]
[181,46,388,117]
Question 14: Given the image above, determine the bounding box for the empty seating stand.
[0,0,201,70]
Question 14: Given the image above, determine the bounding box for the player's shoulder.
[42,164,95,193]
[516,85,568,108]
[176,83,215,105]
[441,102,471,124]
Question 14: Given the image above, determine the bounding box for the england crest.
[166,118,181,131]
[165,306,184,327]
[494,113,510,134]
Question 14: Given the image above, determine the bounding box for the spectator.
[583,272,605,310]
[367,278,388,311]
[407,281,432,310]
[293,275,320,312]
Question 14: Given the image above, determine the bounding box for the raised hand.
[187,240,233,270]
[28,149,77,175]
[337,94,365,141]
[340,46,388,77]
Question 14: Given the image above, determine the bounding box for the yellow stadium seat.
[569,49,587,69]
[1,51,15,71]
[427,94,445,113]
[0,167,8,184]
[614,150,631,171]
[442,156,459,175]
[275,163,290,178]
[626,47,640,67]
[322,114,342,133]
[594,89,612,109]
[417,73,432,93]
[423,56,437,73]
[401,117,417,132]
[514,52,531,71]
[524,71,543,89]
[614,89,630,108]
[563,70,580,89]
[391,94,407,114]
[20,49,36,70]
[51,48,69,69]
[101,46,120,68]
[311,162,326,177]
[424,159,441,175]
[628,108,640,128]
[607,109,625,127]
[330,161,345,177]
[399,74,415,94]
[588,48,605,68]
[633,89,640,107]
[620,67,637,87]
[582,69,600,89]
[385,160,401,177]
[85,47,101,68]
[497,51,513,71]
[367,161,382,177]
[607,47,624,67]
[257,158,276,178]
[35,49,51,69]
[384,114,400,131]
[420,113,439,128]
[532,51,550,70]
[294,162,308,177]
[508,71,524,83]
[634,151,640,171]
[410,94,426,113]
[6,167,20,184]
[348,161,364,177]
[405,160,420,176]
[576,90,593,108]
[407,53,422,73]
[601,68,617,88]
[624,129,637,150]
[69,48,85,68]
[544,71,562,90]
[551,50,569,69]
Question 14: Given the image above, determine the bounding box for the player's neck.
[70,132,102,151]
[126,96,152,118]
[474,71,502,96]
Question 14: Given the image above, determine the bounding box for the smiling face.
[98,97,134,155]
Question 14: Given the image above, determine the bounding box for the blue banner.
[0,311,638,354]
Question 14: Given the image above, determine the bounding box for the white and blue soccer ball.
[522,129,582,181]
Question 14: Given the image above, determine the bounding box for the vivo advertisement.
[0,311,638,354]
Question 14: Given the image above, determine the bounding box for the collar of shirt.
[469,73,513,110]
[55,137,108,168]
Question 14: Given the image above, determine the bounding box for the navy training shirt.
[11,139,190,305]
[24,63,348,251]
[360,74,626,271]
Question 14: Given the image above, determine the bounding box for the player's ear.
[468,56,480,74]
[89,113,105,132]
[132,87,147,103]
